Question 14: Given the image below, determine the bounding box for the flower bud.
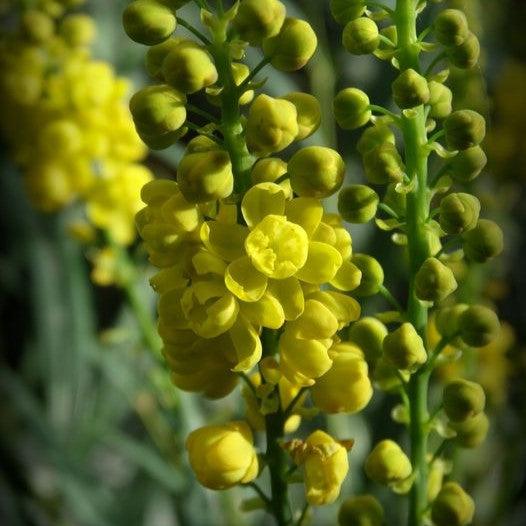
[458,305,500,347]
[383,183,407,216]
[60,14,96,47]
[435,304,468,339]
[123,0,176,46]
[281,92,321,140]
[434,9,469,46]
[233,0,286,45]
[348,317,388,366]
[450,146,487,182]
[444,110,486,151]
[338,495,384,526]
[383,322,427,372]
[22,10,54,43]
[357,125,395,156]
[130,84,186,136]
[163,42,218,94]
[351,254,383,297]
[333,88,371,130]
[250,158,291,199]
[137,126,187,150]
[145,37,186,79]
[330,0,366,25]
[338,185,379,223]
[246,94,298,156]
[263,18,317,72]
[392,69,430,109]
[373,357,409,391]
[443,379,486,423]
[343,17,379,55]
[439,193,480,234]
[431,482,475,526]
[363,143,405,185]
[365,440,412,485]
[462,219,503,263]
[450,412,489,448]
[428,81,453,119]
[448,32,480,69]
[177,149,234,203]
[186,421,259,490]
[289,146,345,198]
[415,257,457,302]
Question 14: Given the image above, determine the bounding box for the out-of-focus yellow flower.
[89,247,118,286]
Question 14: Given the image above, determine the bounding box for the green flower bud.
[251,158,287,183]
[450,146,487,183]
[363,143,405,185]
[288,146,345,198]
[333,88,372,130]
[281,92,321,140]
[415,257,457,302]
[365,440,412,485]
[246,94,298,157]
[373,358,409,391]
[330,0,366,26]
[130,84,186,136]
[163,42,218,94]
[383,322,427,372]
[351,254,384,297]
[383,183,407,216]
[450,412,489,448]
[159,0,191,8]
[60,14,96,48]
[233,0,286,45]
[434,9,469,47]
[458,305,500,347]
[177,150,234,203]
[343,17,379,55]
[338,495,384,526]
[392,68,430,109]
[263,18,317,71]
[137,127,187,150]
[145,37,186,79]
[357,125,395,156]
[444,110,486,151]
[123,0,176,46]
[348,317,388,367]
[185,135,219,154]
[439,193,481,234]
[435,304,468,339]
[431,482,475,526]
[428,81,453,119]
[443,379,486,423]
[22,10,54,43]
[462,219,503,263]
[338,185,379,223]
[448,32,480,69]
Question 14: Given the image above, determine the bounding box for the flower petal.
[225,256,268,302]
[296,242,343,284]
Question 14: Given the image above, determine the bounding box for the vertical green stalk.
[395,1,432,525]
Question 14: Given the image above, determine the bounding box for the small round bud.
[365,440,412,485]
[439,193,481,234]
[458,305,500,347]
[177,150,234,203]
[462,219,504,263]
[343,17,379,55]
[185,135,219,154]
[450,412,489,448]
[443,379,486,423]
[435,304,468,339]
[246,94,298,157]
[357,125,395,156]
[392,69,430,109]
[233,0,286,45]
[444,110,486,151]
[338,495,384,526]
[333,88,372,130]
[431,482,475,526]
[428,81,453,119]
[60,14,96,47]
[330,0,366,26]
[348,317,388,366]
[338,185,379,223]
[162,42,218,94]
[123,0,176,46]
[137,127,187,150]
[251,158,291,197]
[448,32,480,69]
[363,143,405,185]
[351,254,384,297]
[145,38,185,79]
[450,146,487,182]
[383,322,427,372]
[434,9,469,47]
[22,10,54,43]
[263,18,317,72]
[129,84,186,136]
[288,146,345,198]
[415,257,457,302]
[281,92,322,140]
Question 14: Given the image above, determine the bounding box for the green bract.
[443,379,486,423]
[330,0,366,26]
[392,69,430,109]
[333,88,371,130]
[351,254,384,297]
[458,305,500,347]
[415,257,457,302]
[342,17,379,55]
[428,81,453,119]
[122,0,176,46]
[348,317,388,367]
[338,185,379,223]
[444,110,486,151]
[462,219,504,263]
[439,192,481,234]
[281,92,321,140]
[363,143,405,185]
[383,322,427,372]
[434,9,469,46]
[447,32,480,69]
[450,412,489,448]
[338,494,384,526]
[233,0,286,45]
[450,146,487,182]
[431,482,475,526]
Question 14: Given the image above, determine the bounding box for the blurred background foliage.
[0,0,525,525]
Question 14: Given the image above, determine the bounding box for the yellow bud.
[458,305,500,347]
[348,317,388,366]
[450,146,487,183]
[357,125,395,156]
[123,0,176,46]
[448,32,480,69]
[338,185,379,223]
[431,482,475,526]
[334,88,372,130]
[60,14,96,47]
[450,411,489,448]
[351,254,384,297]
[280,92,322,140]
[415,257,458,302]
[338,495,384,526]
[251,157,287,182]
[330,0,366,26]
[443,379,486,423]
[383,322,427,372]
[435,304,468,339]
[233,0,286,45]
[434,9,469,46]
[462,219,503,263]
[392,69,430,109]
[363,143,405,185]
[22,10,54,43]
[439,193,480,234]
[343,17,379,55]
[365,440,412,485]
[145,37,187,79]
[186,421,259,489]
[444,110,486,151]
[428,81,453,119]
